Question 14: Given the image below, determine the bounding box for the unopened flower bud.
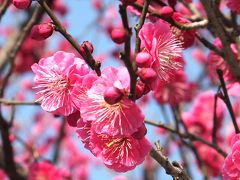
[136,52,152,68]
[79,41,94,56]
[132,124,147,139]
[30,23,54,41]
[159,6,174,18]
[104,87,123,105]
[12,0,32,9]
[110,28,127,44]
[136,80,150,99]
[66,111,81,127]
[138,68,157,84]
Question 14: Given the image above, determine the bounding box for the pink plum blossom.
[28,161,67,180]
[183,91,225,140]
[153,71,190,106]
[197,143,224,176]
[90,127,151,172]
[31,51,89,116]
[76,67,145,136]
[139,19,183,83]
[222,134,240,179]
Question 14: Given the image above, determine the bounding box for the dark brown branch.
[37,0,101,76]
[119,5,137,100]
[135,0,151,54]
[0,114,25,180]
[195,33,223,56]
[52,118,65,163]
[0,99,39,105]
[217,69,240,133]
[200,0,240,81]
[150,141,190,180]
[0,4,45,72]
[132,2,208,30]
[0,0,11,21]
[145,119,227,157]
[212,92,219,144]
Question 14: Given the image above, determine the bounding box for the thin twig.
[135,0,151,54]
[195,33,223,56]
[0,99,39,105]
[132,2,208,30]
[212,91,219,144]
[0,4,45,72]
[37,0,101,76]
[0,0,11,21]
[145,119,227,157]
[200,0,240,81]
[52,118,65,163]
[150,141,190,180]
[119,4,137,100]
[217,69,240,133]
[0,114,25,180]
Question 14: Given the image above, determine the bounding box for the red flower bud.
[136,80,150,99]
[30,23,54,41]
[136,52,152,68]
[79,41,94,56]
[110,28,127,44]
[104,87,123,105]
[12,0,32,9]
[132,124,147,139]
[138,68,157,84]
[136,80,145,99]
[66,111,81,127]
[159,6,174,18]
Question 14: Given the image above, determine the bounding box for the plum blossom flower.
[28,161,67,180]
[76,67,145,136]
[31,51,89,116]
[197,143,224,176]
[171,12,196,48]
[226,0,240,14]
[139,19,183,82]
[183,91,225,140]
[0,169,7,180]
[153,71,191,106]
[222,134,240,179]
[90,126,151,172]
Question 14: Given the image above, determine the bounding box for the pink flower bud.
[30,23,54,41]
[79,41,94,56]
[136,52,152,68]
[136,80,150,99]
[159,6,174,18]
[12,0,32,9]
[110,28,127,44]
[138,68,157,84]
[132,124,147,139]
[136,80,145,99]
[104,87,123,105]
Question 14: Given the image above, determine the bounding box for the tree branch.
[37,0,101,76]
[150,141,190,180]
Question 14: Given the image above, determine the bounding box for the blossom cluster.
[222,134,240,179]
[30,10,194,173]
[31,51,152,172]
